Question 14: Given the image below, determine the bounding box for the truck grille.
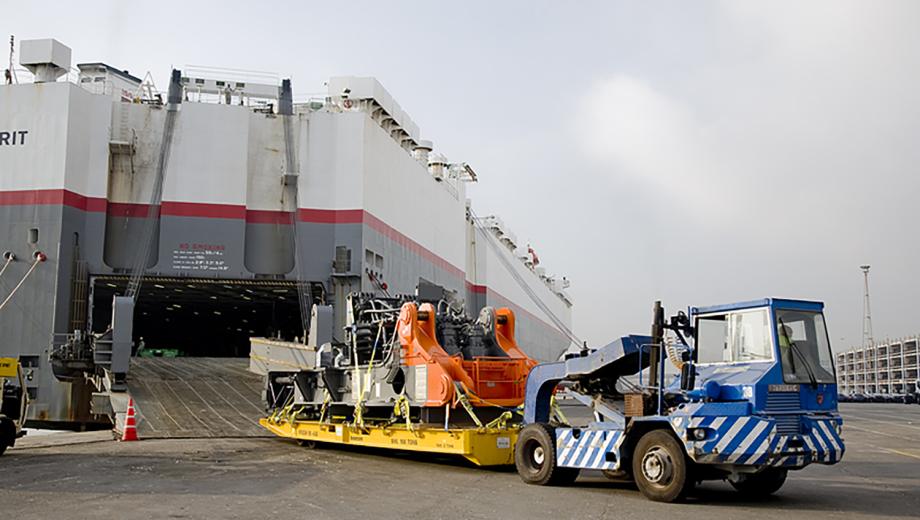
[765,392,801,435]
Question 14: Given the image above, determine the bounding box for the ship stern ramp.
[113,357,270,438]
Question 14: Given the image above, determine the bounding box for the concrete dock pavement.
[1,403,918,519]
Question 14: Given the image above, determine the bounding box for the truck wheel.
[631,429,691,502]
[730,468,787,496]
[515,423,579,486]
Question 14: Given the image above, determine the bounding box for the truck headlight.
[688,428,707,441]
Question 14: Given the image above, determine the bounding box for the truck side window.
[696,309,772,363]
[696,315,728,364]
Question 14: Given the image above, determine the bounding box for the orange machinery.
[396,302,537,408]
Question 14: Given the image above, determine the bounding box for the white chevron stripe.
[812,421,834,460]
[700,416,729,452]
[576,431,602,467]
[727,420,770,463]
[596,432,621,469]
[599,436,619,470]
[559,435,578,466]
[566,431,592,467]
[590,431,609,468]
[714,417,751,455]
[567,432,588,467]
[740,430,773,465]
[816,421,838,458]
[557,430,576,465]
[588,432,611,468]
[802,434,818,456]
[810,425,830,460]
[556,428,570,450]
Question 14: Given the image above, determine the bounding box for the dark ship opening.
[90,276,303,357]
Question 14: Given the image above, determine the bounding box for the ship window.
[236,82,245,88]
[334,246,351,273]
[216,81,225,87]
[375,254,384,269]
[195,78,205,85]
[28,228,39,245]
[19,355,40,368]
[80,77,91,83]
[365,249,375,266]
[94,77,105,82]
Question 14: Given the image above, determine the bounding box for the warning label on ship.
[171,243,229,272]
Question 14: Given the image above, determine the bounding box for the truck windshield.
[776,309,836,384]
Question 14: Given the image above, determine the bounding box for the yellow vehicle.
[0,357,29,456]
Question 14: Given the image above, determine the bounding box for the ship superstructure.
[0,39,573,425]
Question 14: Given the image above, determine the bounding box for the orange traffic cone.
[121,397,139,441]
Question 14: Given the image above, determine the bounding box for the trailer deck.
[260,417,519,466]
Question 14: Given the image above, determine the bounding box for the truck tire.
[631,429,692,502]
[730,468,787,496]
[515,423,579,486]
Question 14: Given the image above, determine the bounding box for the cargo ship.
[0,38,573,426]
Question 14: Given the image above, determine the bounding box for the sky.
[4,1,919,352]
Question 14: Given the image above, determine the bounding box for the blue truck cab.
[515,298,844,502]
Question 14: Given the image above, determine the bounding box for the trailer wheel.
[730,468,787,497]
[515,423,579,486]
[631,429,691,502]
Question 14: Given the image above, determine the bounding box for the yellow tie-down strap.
[0,357,18,378]
[259,418,519,467]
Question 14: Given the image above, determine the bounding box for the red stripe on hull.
[0,190,567,342]
[297,208,363,224]
[0,188,107,212]
[466,282,488,294]
[107,201,157,218]
[362,212,465,279]
[161,201,247,219]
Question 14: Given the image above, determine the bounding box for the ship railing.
[6,65,149,102]
[293,94,328,112]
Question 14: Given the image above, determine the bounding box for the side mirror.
[680,362,696,391]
